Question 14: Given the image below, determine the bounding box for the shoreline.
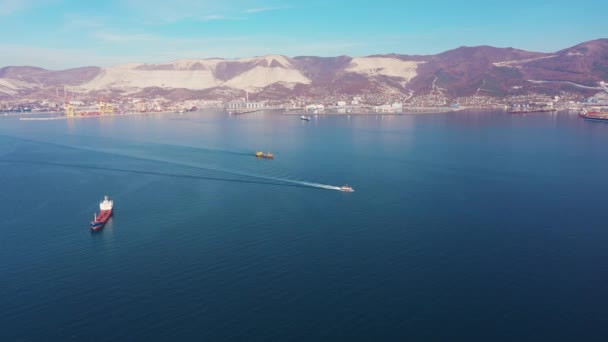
[18,110,179,121]
[282,108,463,115]
[14,107,573,121]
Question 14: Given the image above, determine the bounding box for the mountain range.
[1,39,607,100]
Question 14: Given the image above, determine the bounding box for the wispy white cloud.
[200,14,245,21]
[0,44,127,69]
[243,6,291,14]
[91,30,252,46]
[0,0,31,16]
[118,0,234,22]
[93,31,159,43]
[61,13,107,31]
[118,0,291,22]
[0,0,58,16]
[174,35,252,45]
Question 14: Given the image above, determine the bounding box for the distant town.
[2,89,608,117]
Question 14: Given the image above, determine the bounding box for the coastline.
[18,110,180,121]
[281,107,465,115]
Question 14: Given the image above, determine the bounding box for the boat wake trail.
[295,181,343,191]
[94,152,342,191]
[86,149,342,191]
[1,135,345,192]
[0,159,316,190]
[68,134,255,157]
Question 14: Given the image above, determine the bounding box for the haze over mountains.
[1,39,607,100]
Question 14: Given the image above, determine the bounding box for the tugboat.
[255,151,274,159]
[340,184,355,192]
[90,196,113,231]
[300,115,311,121]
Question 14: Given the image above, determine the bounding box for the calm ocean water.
[1,110,607,341]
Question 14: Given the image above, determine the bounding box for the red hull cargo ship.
[90,196,113,231]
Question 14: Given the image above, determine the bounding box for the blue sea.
[1,110,607,341]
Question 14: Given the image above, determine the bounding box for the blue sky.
[0,0,606,69]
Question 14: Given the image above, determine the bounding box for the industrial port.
[3,82,608,119]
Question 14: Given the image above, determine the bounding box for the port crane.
[63,92,114,117]
[97,96,114,115]
[64,96,74,117]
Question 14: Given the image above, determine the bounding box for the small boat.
[255,151,274,159]
[90,195,113,231]
[339,184,355,192]
[301,116,311,121]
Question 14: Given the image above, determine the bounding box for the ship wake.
[294,181,343,191]
[0,159,317,189]
[1,135,346,192]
